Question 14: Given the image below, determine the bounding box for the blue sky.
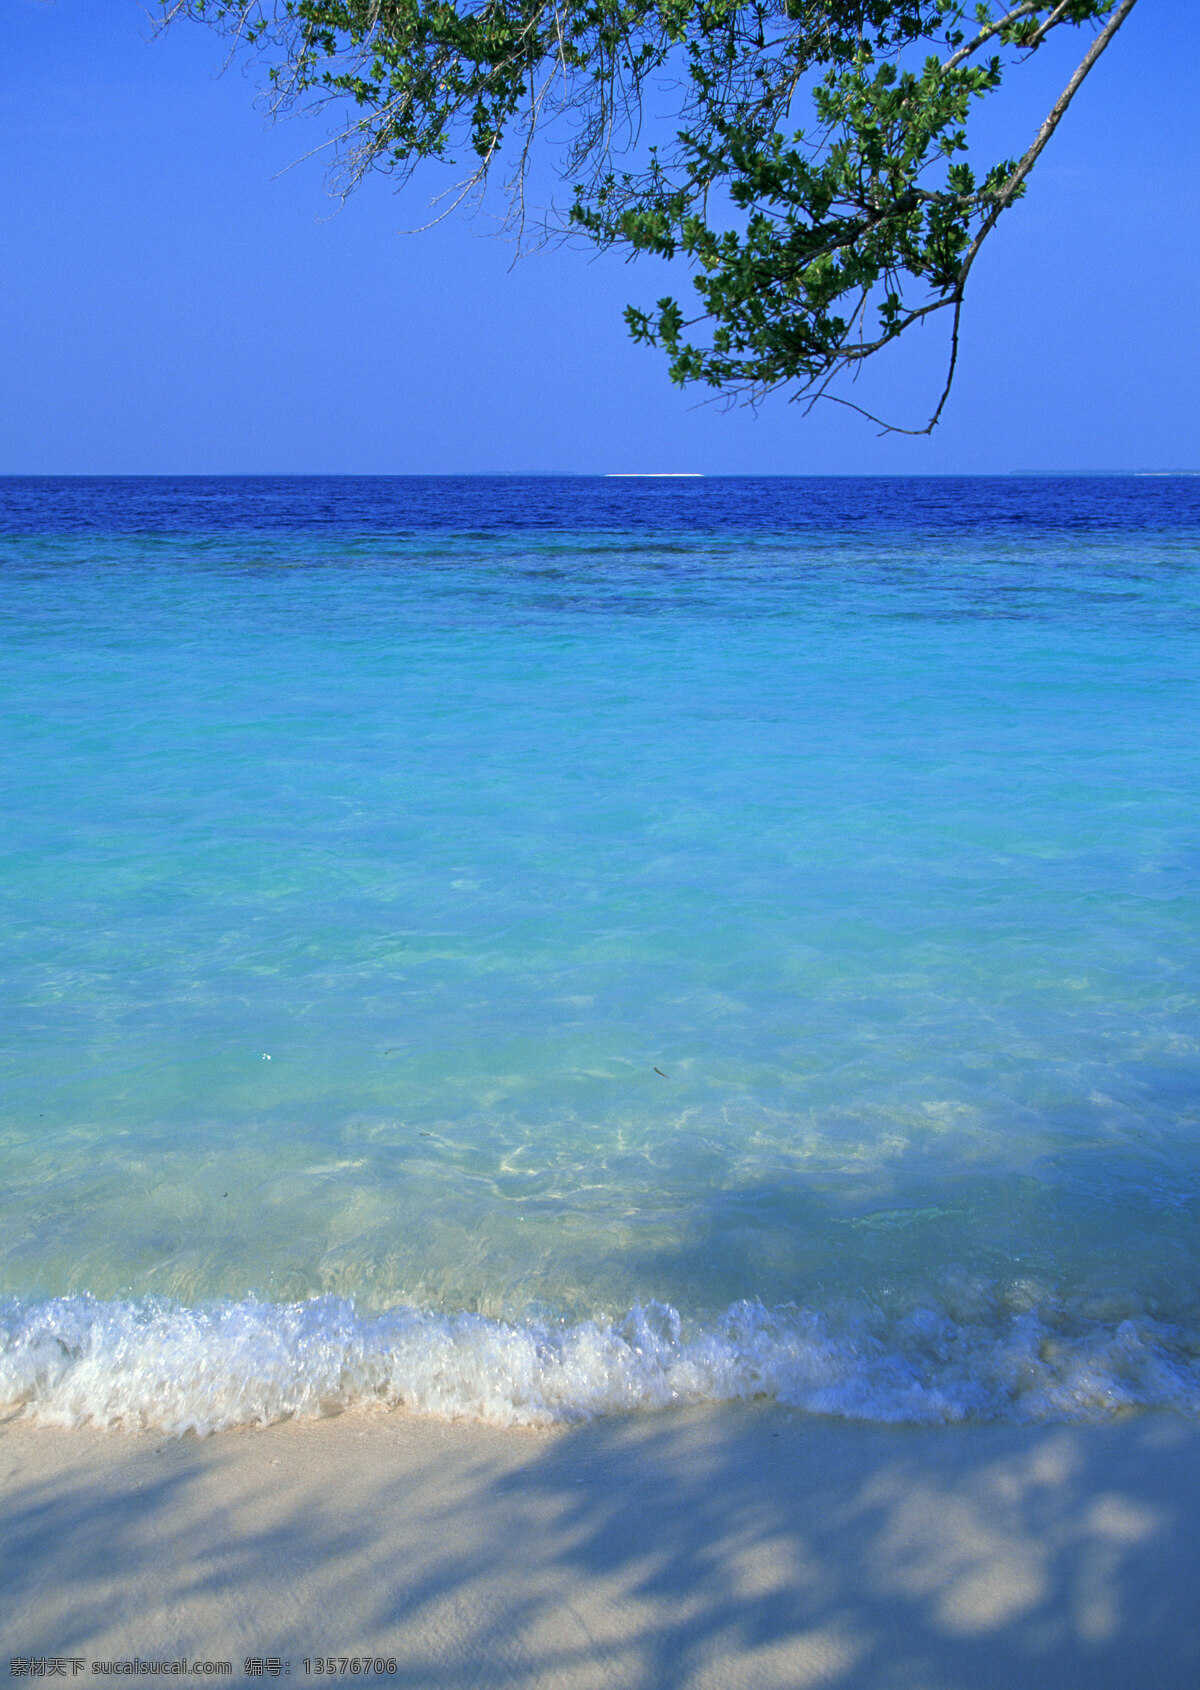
[2,0,1195,474]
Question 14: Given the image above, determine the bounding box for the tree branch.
[957,0,1140,291]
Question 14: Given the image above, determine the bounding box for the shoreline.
[8,1290,1199,1433]
[4,1403,1200,1688]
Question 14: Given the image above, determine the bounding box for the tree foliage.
[163,0,1139,427]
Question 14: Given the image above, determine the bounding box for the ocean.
[1,474,1198,1433]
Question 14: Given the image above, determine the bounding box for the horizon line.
[3,469,1199,481]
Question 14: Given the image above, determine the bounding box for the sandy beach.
[4,1403,1200,1689]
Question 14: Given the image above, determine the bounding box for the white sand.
[3,1403,1200,1688]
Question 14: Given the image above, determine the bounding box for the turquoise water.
[2,477,1199,1430]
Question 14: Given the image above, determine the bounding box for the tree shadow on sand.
[3,1401,1199,1689]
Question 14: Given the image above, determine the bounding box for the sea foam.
[3,1293,1199,1435]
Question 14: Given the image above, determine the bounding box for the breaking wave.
[4,1292,1200,1435]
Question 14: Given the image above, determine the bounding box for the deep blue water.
[4,473,1200,535]
[1,477,1198,1431]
